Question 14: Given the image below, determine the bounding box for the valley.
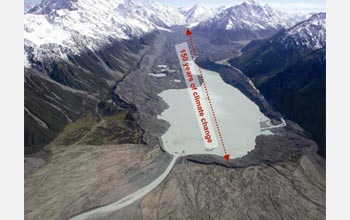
[24,1,326,220]
[26,27,324,220]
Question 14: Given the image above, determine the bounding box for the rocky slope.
[88,153,325,220]
[25,141,171,220]
[229,13,326,157]
[24,32,156,152]
[144,153,325,220]
[24,0,188,152]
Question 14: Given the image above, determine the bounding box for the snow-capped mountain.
[24,0,41,13]
[181,4,216,24]
[291,12,315,24]
[24,0,186,66]
[215,6,228,14]
[229,12,326,80]
[279,12,326,50]
[194,0,303,42]
[24,0,317,66]
[229,12,326,79]
[178,6,190,15]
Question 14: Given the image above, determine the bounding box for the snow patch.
[149,73,166,77]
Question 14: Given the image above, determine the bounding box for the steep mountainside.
[25,0,185,66]
[180,4,216,23]
[230,12,326,157]
[24,0,41,13]
[193,0,302,44]
[24,0,168,152]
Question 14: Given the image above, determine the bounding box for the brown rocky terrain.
[141,154,324,220]
[85,153,324,220]
[25,101,172,220]
[24,112,172,220]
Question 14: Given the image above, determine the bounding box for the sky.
[153,0,326,13]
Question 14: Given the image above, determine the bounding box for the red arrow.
[186,28,192,36]
[185,28,231,161]
[224,154,230,161]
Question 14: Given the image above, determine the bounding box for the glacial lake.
[158,68,272,159]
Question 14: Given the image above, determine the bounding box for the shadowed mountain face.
[230,13,326,157]
[24,32,157,153]
[24,0,41,13]
[259,49,325,157]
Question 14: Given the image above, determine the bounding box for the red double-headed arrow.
[185,28,230,161]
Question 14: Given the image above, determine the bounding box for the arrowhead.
[224,154,230,160]
[186,28,192,36]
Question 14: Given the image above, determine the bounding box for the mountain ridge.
[25,0,308,66]
[229,12,326,157]
[181,4,216,23]
[24,0,186,67]
[193,0,303,44]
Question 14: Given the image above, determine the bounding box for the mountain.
[24,0,41,13]
[24,0,178,151]
[24,1,326,219]
[230,12,326,79]
[229,12,326,157]
[292,12,315,24]
[181,4,216,24]
[193,0,302,44]
[25,0,185,66]
[279,12,325,50]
